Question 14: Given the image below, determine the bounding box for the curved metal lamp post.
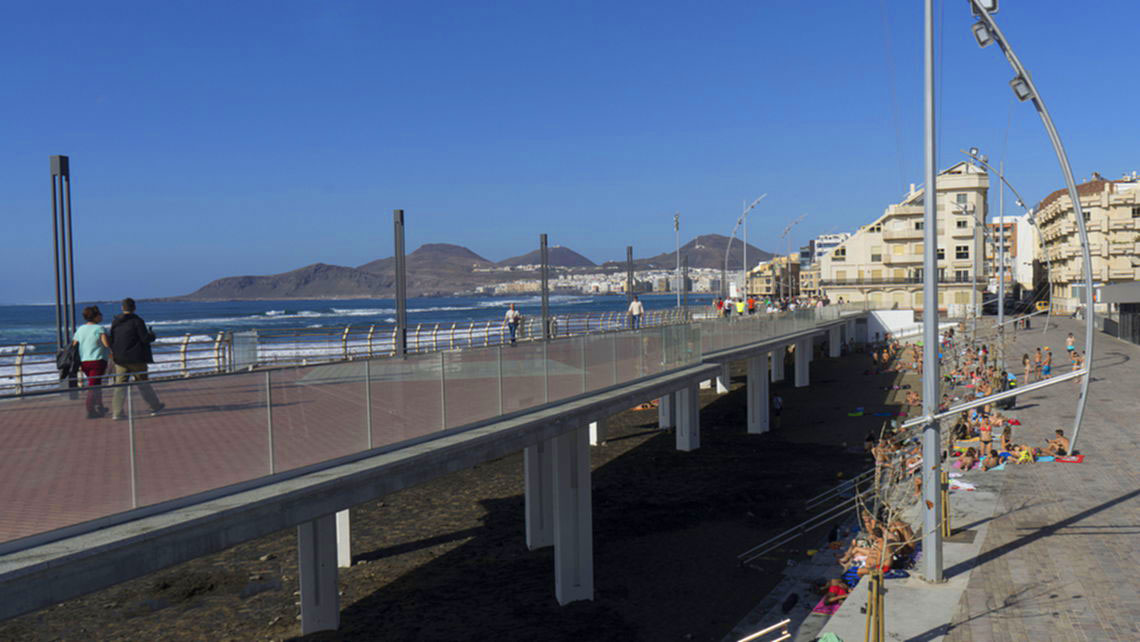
[961,149,1056,335]
[967,0,1094,452]
[723,194,766,298]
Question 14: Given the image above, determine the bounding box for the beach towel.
[1055,455,1085,463]
[1036,456,1055,463]
[812,597,843,615]
[841,566,862,588]
[848,412,864,417]
[989,463,1006,471]
[949,479,977,491]
[884,569,910,579]
[1009,419,1021,425]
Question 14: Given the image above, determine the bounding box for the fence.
[0,304,863,546]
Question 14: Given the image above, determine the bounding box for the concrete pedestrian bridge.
[0,305,866,633]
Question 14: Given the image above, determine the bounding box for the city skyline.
[4,1,1139,302]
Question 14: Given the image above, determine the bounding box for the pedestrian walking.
[504,303,522,345]
[109,298,164,419]
[771,393,784,429]
[628,295,644,330]
[72,305,111,419]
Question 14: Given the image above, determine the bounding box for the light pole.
[780,214,807,301]
[963,148,1055,334]
[674,213,681,308]
[724,194,766,298]
[968,0,1095,453]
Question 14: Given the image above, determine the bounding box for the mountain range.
[176,235,773,300]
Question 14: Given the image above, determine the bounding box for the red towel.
[1055,455,1085,463]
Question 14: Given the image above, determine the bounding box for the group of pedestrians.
[69,298,164,420]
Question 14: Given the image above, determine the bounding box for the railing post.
[467,322,475,348]
[432,323,440,351]
[15,343,27,395]
[484,320,492,346]
[180,334,191,377]
[266,370,275,474]
[341,324,351,360]
[366,324,375,357]
[413,323,422,352]
[390,326,398,356]
[449,322,457,349]
[214,331,225,373]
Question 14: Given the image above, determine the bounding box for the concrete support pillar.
[676,383,700,451]
[715,362,731,394]
[335,509,351,568]
[829,326,841,358]
[847,319,856,343]
[589,418,607,445]
[657,393,675,430]
[699,379,712,389]
[524,440,554,550]
[746,355,770,434]
[795,338,810,388]
[553,425,593,604]
[297,514,339,634]
[771,348,785,382]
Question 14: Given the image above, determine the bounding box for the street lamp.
[780,214,807,301]
[724,194,766,298]
[674,212,681,308]
[966,0,1095,454]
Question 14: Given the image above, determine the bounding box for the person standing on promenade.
[109,298,164,419]
[504,303,522,345]
[747,296,756,315]
[735,298,745,316]
[628,295,644,330]
[72,305,111,419]
[771,393,783,429]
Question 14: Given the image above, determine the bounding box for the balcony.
[882,253,921,265]
[820,275,985,287]
[882,227,924,241]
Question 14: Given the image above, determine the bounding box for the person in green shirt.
[72,305,111,418]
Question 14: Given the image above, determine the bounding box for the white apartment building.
[812,233,851,261]
[1035,173,1140,312]
[988,213,1039,294]
[819,161,989,316]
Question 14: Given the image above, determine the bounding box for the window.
[893,244,905,256]
[955,269,969,282]
[1132,207,1140,218]
[832,247,846,262]
[956,193,968,205]
[914,221,924,230]
[870,245,882,262]
[937,248,945,260]
[914,243,924,255]
[955,245,970,259]
[871,224,882,233]
[955,291,969,304]
[956,219,968,229]
[835,270,847,282]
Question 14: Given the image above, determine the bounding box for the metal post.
[674,213,681,308]
[541,233,550,341]
[266,370,276,474]
[127,384,138,508]
[63,168,77,344]
[49,156,68,351]
[920,0,943,583]
[968,0,1095,452]
[364,360,373,449]
[393,209,408,358]
[682,255,689,319]
[626,246,634,307]
[998,160,1006,360]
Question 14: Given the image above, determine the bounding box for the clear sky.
[3,1,1138,303]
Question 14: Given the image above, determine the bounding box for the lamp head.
[971,21,994,48]
[1010,75,1034,102]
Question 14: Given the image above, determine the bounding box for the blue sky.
[3,1,1138,303]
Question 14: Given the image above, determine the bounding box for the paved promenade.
[942,318,1140,641]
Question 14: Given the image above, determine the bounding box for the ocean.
[0,293,712,392]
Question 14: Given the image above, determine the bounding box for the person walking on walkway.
[628,295,644,330]
[771,393,783,429]
[109,298,164,419]
[504,303,522,345]
[72,305,111,419]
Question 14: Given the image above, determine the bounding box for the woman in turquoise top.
[72,305,111,418]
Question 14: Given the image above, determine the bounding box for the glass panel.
[545,338,586,402]
[582,334,617,392]
[368,352,445,449]
[270,362,370,473]
[613,332,641,382]
[500,343,547,413]
[133,372,268,508]
[0,388,133,544]
[443,347,501,429]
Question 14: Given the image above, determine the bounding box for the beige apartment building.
[799,264,820,298]
[747,254,800,299]
[1035,174,1140,312]
[819,161,989,316]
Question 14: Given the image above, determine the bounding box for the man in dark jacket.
[109,297,164,419]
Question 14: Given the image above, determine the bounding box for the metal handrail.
[738,490,870,566]
[805,467,876,510]
[737,619,791,642]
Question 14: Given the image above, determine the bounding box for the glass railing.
[0,303,862,546]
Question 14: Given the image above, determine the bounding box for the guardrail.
[0,309,686,396]
[0,304,866,547]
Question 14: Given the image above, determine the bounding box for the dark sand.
[2,346,906,641]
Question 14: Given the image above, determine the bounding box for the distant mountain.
[603,234,775,270]
[181,263,391,300]
[178,244,518,300]
[498,245,596,268]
